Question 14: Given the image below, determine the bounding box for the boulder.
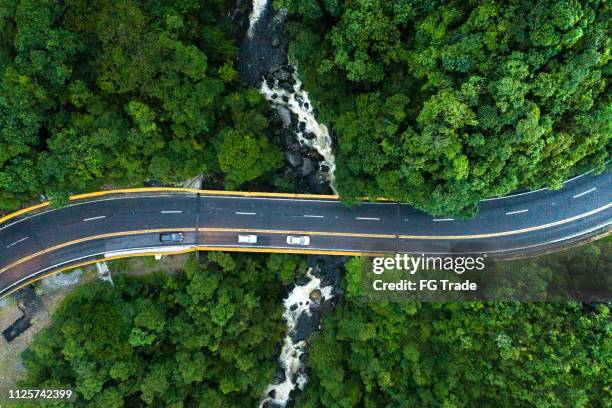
[283,130,297,149]
[285,152,303,168]
[273,367,286,384]
[272,67,291,81]
[299,157,314,176]
[276,106,292,127]
[309,289,322,303]
[307,150,323,161]
[298,121,306,132]
[308,172,331,194]
[303,132,316,140]
[278,81,293,92]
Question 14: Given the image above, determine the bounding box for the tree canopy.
[298,240,612,407]
[0,0,281,211]
[20,252,306,406]
[278,0,610,215]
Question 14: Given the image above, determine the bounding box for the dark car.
[159,232,184,243]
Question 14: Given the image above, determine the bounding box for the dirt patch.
[0,284,79,395]
[0,254,190,396]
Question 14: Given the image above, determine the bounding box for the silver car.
[159,232,184,243]
[286,235,310,246]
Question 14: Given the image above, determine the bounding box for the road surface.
[0,170,610,298]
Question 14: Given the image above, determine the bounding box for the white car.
[286,235,310,246]
[238,234,257,244]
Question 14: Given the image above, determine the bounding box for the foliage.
[280,0,610,215]
[299,241,612,407]
[20,253,288,406]
[0,0,281,211]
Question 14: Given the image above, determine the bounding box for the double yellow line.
[3,202,610,276]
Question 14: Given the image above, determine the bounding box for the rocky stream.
[236,1,343,406]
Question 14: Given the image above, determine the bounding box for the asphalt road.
[0,170,610,297]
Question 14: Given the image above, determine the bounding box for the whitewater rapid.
[259,268,334,407]
[260,75,337,193]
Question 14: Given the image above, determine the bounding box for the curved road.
[1,170,610,298]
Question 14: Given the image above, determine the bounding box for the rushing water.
[244,1,340,405]
[260,75,337,193]
[247,0,268,37]
[259,268,334,407]
[244,0,337,194]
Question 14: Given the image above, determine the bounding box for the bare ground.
[0,253,190,398]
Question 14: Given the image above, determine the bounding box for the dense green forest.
[0,0,282,211]
[20,241,611,406]
[278,0,610,215]
[299,240,612,407]
[20,253,300,407]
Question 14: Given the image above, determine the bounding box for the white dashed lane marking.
[573,188,596,199]
[6,237,29,249]
[83,216,106,222]
[505,209,529,215]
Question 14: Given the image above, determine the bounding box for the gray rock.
[299,157,314,176]
[298,121,306,132]
[286,152,303,168]
[271,38,280,48]
[308,150,323,161]
[276,106,292,127]
[283,130,297,148]
[309,289,322,303]
[274,367,286,384]
[303,132,316,140]
[308,172,331,194]
[273,67,290,81]
[278,81,293,92]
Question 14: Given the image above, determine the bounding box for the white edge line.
[433,218,454,222]
[356,217,380,221]
[304,215,324,218]
[235,212,256,215]
[161,210,182,214]
[0,245,197,296]
[3,220,612,297]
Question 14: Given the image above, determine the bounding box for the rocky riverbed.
[237,0,336,195]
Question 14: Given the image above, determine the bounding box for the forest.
[0,0,282,211]
[2,0,610,406]
[20,253,292,407]
[277,0,610,215]
[19,240,611,407]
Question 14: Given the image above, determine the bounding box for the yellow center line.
[1,203,610,276]
[0,228,196,274]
